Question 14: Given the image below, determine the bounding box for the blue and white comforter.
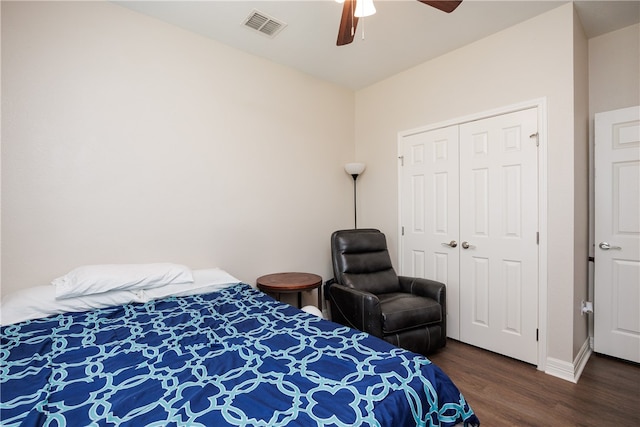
[1,284,479,426]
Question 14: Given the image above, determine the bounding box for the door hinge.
[530,132,539,147]
[398,155,404,166]
[536,328,539,342]
[401,226,405,236]
[536,232,539,245]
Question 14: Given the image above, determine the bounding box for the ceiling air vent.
[243,9,287,38]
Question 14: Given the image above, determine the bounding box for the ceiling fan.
[336,0,462,46]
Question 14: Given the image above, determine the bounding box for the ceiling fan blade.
[418,0,462,13]
[337,0,359,46]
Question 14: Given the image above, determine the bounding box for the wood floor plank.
[428,339,640,426]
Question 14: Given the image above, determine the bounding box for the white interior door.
[399,107,539,365]
[594,106,640,363]
[458,108,539,365]
[400,126,461,339]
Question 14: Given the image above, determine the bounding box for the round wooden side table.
[256,272,322,309]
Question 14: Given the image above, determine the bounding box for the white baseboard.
[544,338,592,383]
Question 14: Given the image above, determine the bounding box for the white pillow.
[301,305,324,318]
[1,285,143,326]
[52,263,193,300]
[139,268,241,301]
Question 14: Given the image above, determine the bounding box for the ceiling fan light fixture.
[354,0,376,17]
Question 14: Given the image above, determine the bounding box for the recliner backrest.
[331,229,401,295]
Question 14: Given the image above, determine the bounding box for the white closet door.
[400,126,461,339]
[458,108,539,365]
[594,106,640,363]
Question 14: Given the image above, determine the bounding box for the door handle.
[441,240,458,248]
[599,242,622,250]
[461,241,475,249]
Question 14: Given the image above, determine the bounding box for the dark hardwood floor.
[428,339,640,426]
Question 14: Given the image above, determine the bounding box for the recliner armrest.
[399,277,447,349]
[328,283,383,337]
[398,276,446,306]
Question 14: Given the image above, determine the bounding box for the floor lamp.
[345,162,366,229]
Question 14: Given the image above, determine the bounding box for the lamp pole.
[344,162,366,229]
[351,173,359,228]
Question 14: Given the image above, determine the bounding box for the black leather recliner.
[326,228,446,355]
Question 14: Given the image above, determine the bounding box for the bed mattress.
[1,283,479,426]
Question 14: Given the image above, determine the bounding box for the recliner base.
[382,325,444,356]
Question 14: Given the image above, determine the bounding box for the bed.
[1,265,480,426]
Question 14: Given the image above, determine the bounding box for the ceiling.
[114,0,640,90]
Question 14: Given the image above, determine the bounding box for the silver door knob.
[441,240,458,248]
[599,242,622,250]
[461,241,475,249]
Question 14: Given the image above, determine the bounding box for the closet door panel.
[459,107,539,365]
[400,126,461,339]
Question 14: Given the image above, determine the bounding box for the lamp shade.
[345,162,366,176]
[354,0,376,17]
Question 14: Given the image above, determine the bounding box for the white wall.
[354,4,584,365]
[3,0,634,371]
[1,1,356,299]
[572,5,590,360]
[589,24,640,115]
